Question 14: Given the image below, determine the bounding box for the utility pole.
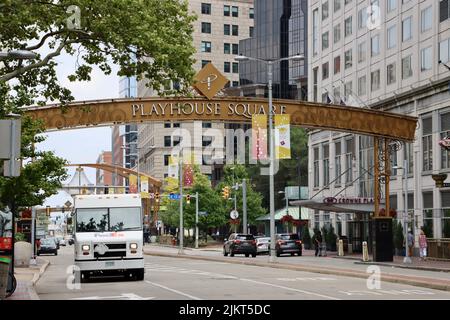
[195,191,199,249]
[179,158,184,255]
[242,179,247,234]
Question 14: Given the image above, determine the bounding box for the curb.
[353,261,450,273]
[144,250,450,292]
[27,258,50,300]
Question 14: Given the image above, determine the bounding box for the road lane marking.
[71,293,154,300]
[145,280,202,300]
[239,278,341,300]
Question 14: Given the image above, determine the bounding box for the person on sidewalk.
[313,230,323,257]
[407,229,415,258]
[419,228,428,261]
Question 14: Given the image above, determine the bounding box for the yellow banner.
[117,187,125,194]
[275,114,291,159]
[140,176,149,198]
[108,187,115,194]
[129,174,138,193]
[252,114,268,160]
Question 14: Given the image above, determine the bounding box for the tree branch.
[25,29,91,51]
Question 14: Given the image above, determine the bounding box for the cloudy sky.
[37,53,119,207]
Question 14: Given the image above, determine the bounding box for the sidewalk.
[5,257,49,300]
[144,244,450,291]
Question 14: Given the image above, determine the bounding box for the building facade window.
[334,24,341,43]
[334,0,341,12]
[164,122,171,128]
[387,25,396,49]
[322,1,329,20]
[201,60,211,67]
[224,24,230,35]
[249,8,254,19]
[314,147,320,187]
[322,31,329,50]
[422,116,433,171]
[441,112,450,169]
[202,136,212,147]
[402,16,412,41]
[441,191,450,238]
[224,62,231,73]
[323,144,330,187]
[423,192,434,237]
[344,49,352,69]
[440,0,450,23]
[345,17,352,37]
[421,47,432,71]
[387,62,396,85]
[322,62,329,79]
[333,87,340,103]
[344,81,352,99]
[201,22,211,34]
[224,5,230,16]
[358,7,367,29]
[440,38,450,63]
[387,0,397,12]
[334,56,341,74]
[202,122,212,128]
[164,136,171,147]
[359,136,374,197]
[232,62,239,73]
[232,25,239,36]
[201,3,211,15]
[345,137,354,184]
[232,44,239,55]
[164,154,170,166]
[201,41,211,53]
[313,9,319,55]
[421,6,432,32]
[231,6,238,17]
[358,41,366,63]
[371,69,380,91]
[313,67,318,102]
[371,34,380,56]
[224,43,230,54]
[402,55,413,79]
[335,141,342,186]
[358,75,366,96]
[249,26,254,37]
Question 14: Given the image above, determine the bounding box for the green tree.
[393,220,404,255]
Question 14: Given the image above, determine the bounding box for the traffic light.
[186,194,191,204]
[222,186,230,199]
[155,192,160,202]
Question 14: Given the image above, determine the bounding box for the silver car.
[255,237,270,254]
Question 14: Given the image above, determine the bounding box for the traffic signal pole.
[195,192,199,249]
[179,159,183,255]
[242,179,247,234]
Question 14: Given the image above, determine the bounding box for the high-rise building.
[231,0,308,100]
[95,151,113,189]
[306,0,450,250]
[137,0,254,185]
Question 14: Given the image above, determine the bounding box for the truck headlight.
[82,245,90,251]
[130,243,138,250]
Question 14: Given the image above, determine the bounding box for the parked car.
[65,235,74,245]
[47,237,60,250]
[274,233,302,257]
[223,233,257,257]
[38,238,58,256]
[255,237,270,255]
[59,239,66,246]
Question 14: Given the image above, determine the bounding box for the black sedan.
[275,233,302,257]
[38,238,58,256]
[223,233,257,257]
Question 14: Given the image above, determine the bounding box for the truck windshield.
[76,207,142,232]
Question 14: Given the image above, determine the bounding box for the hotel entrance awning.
[289,197,383,214]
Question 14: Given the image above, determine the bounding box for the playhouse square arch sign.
[25,96,417,141]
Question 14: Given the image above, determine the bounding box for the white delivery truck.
[73,194,145,282]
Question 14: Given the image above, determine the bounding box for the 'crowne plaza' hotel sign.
[24,63,418,142]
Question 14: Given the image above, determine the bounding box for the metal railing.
[427,238,450,260]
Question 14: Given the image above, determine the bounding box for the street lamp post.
[235,53,304,262]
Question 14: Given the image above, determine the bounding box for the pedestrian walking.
[313,230,323,257]
[419,229,428,261]
[407,229,415,258]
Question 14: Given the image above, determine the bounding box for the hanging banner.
[108,187,115,194]
[129,174,138,193]
[252,114,268,160]
[140,176,149,198]
[183,164,194,187]
[167,155,179,183]
[117,187,125,194]
[275,114,291,159]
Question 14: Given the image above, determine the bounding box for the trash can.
[0,256,11,300]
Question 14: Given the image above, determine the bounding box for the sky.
[37,53,119,207]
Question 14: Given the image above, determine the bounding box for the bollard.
[362,241,369,262]
[338,239,344,256]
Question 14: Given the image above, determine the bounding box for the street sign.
[230,210,239,219]
[64,201,72,208]
[198,211,208,216]
[169,193,181,200]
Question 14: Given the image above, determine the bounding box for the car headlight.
[82,244,90,251]
[130,243,138,250]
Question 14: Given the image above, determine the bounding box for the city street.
[35,246,450,300]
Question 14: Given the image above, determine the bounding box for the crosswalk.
[145,262,238,279]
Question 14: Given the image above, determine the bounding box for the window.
[313,9,319,55]
[334,0,341,12]
[334,56,341,74]
[232,25,238,36]
[421,47,432,71]
[202,136,212,147]
[224,62,231,73]
[322,32,329,50]
[402,16,412,42]
[232,62,239,73]
[201,60,211,68]
[344,81,352,99]
[322,1,329,20]
[359,136,374,197]
[202,122,212,128]
[224,43,230,54]
[334,24,341,43]
[164,155,170,166]
[333,87,341,103]
[387,25,396,49]
[323,144,330,186]
[371,35,380,56]
[224,24,230,35]
[387,63,396,85]
[164,122,171,128]
[231,6,238,17]
[402,55,413,79]
[322,62,329,79]
[322,92,329,103]
[173,136,180,146]
[371,69,380,91]
[345,17,352,37]
[232,44,239,55]
[358,75,366,96]
[164,136,171,147]
[345,137,354,183]
[358,42,366,63]
[224,5,230,16]
[441,112,450,169]
[440,0,450,23]
[201,22,211,34]
[313,67,318,102]
[201,3,211,15]
[423,192,434,238]
[232,81,239,87]
[201,41,211,53]
[421,6,432,32]
[440,38,450,63]
[249,26,254,37]
[387,0,397,12]
[358,8,367,29]
[344,49,352,69]
[345,0,352,5]
[314,147,320,187]
[442,192,450,238]
[335,141,342,185]
[249,8,254,19]
[173,123,180,128]
[422,116,433,171]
